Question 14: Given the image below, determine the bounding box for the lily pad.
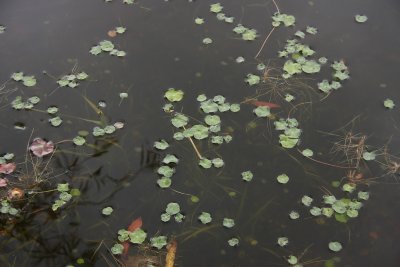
[150,236,168,249]
[245,74,260,85]
[165,202,180,215]
[302,148,313,157]
[157,177,172,188]
[383,98,395,109]
[241,171,253,182]
[277,237,289,247]
[328,241,342,252]
[355,14,368,23]
[22,76,37,87]
[253,106,271,117]
[223,218,235,228]
[129,229,147,244]
[362,151,376,161]
[210,3,223,13]
[102,207,113,216]
[198,212,212,224]
[277,173,289,184]
[154,139,169,150]
[165,88,184,102]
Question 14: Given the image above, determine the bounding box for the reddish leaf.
[0,178,7,187]
[123,217,143,256]
[249,100,280,109]
[29,138,55,157]
[0,163,16,174]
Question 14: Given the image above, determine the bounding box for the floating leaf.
[301,195,313,206]
[157,177,172,188]
[76,72,89,80]
[104,125,116,134]
[115,27,126,34]
[204,115,221,126]
[277,174,289,184]
[235,56,245,63]
[289,211,300,220]
[47,106,59,114]
[90,45,102,55]
[199,158,212,168]
[11,72,24,81]
[22,76,37,87]
[287,255,298,265]
[210,3,223,13]
[165,88,184,102]
[310,206,322,216]
[162,154,179,164]
[223,218,235,228]
[171,113,188,128]
[129,229,147,244]
[73,136,86,146]
[241,171,253,182]
[30,138,54,157]
[253,106,271,118]
[355,14,368,23]
[175,213,185,223]
[102,207,113,216]
[301,60,321,74]
[166,202,180,215]
[302,148,313,157]
[212,158,224,168]
[306,26,318,35]
[161,213,171,222]
[383,98,395,109]
[202,37,213,45]
[277,237,289,247]
[111,244,124,255]
[358,191,369,201]
[154,139,169,150]
[230,104,241,112]
[198,212,212,224]
[99,40,114,51]
[328,241,342,252]
[157,166,175,178]
[150,236,168,249]
[195,18,204,25]
[285,94,295,102]
[245,74,260,85]
[228,238,239,247]
[362,151,376,161]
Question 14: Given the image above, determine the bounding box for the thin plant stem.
[183,126,202,159]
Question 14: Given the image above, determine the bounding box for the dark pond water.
[1,0,400,266]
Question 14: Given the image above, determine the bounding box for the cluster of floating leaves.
[11,72,37,87]
[0,200,19,216]
[301,186,369,223]
[90,40,126,57]
[11,96,40,110]
[92,125,117,137]
[0,25,5,34]
[161,202,185,223]
[271,12,296,27]
[318,61,350,93]
[274,118,301,148]
[232,24,257,41]
[52,183,80,211]
[57,71,89,88]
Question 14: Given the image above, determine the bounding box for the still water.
[0,0,400,266]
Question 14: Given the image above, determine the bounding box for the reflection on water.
[0,0,400,266]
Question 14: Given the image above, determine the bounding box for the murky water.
[1,0,400,266]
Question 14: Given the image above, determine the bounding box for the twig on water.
[254,0,280,59]
[183,126,203,159]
